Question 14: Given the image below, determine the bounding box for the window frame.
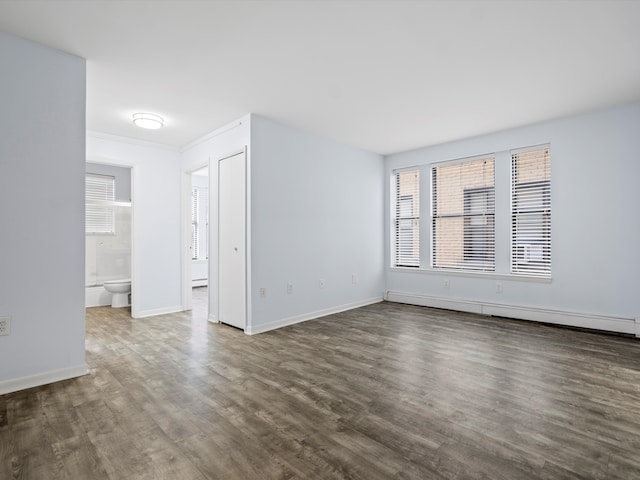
[431,156,495,272]
[392,168,420,268]
[511,146,551,277]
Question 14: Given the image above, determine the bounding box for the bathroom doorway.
[85,162,133,309]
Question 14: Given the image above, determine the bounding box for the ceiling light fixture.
[132,112,164,130]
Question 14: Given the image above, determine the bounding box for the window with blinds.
[191,187,209,261]
[191,187,199,260]
[393,169,420,267]
[86,174,115,234]
[432,157,495,271]
[511,146,551,276]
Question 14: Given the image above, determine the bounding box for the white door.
[217,152,246,329]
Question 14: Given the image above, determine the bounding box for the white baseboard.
[208,313,218,324]
[246,296,383,335]
[133,305,183,318]
[0,364,88,395]
[385,291,636,335]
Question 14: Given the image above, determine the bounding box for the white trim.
[180,120,243,152]
[0,364,88,395]
[385,291,636,335]
[133,305,183,319]
[87,130,180,152]
[246,296,384,335]
[208,313,218,324]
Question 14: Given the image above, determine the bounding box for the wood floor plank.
[2,291,640,479]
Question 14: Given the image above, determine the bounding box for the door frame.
[180,162,210,315]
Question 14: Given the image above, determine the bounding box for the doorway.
[189,165,210,319]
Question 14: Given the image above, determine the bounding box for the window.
[191,187,199,260]
[432,157,495,271]
[511,147,551,276]
[86,174,115,234]
[393,169,420,267]
[191,187,209,260]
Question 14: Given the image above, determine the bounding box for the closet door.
[217,152,246,330]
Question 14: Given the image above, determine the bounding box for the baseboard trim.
[133,305,183,318]
[385,291,636,336]
[246,296,384,335]
[0,364,88,395]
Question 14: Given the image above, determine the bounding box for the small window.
[86,174,115,234]
[511,147,551,276]
[191,187,199,260]
[432,157,495,271]
[393,169,420,267]
[191,187,209,261]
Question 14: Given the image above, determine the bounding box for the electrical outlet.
[352,274,358,285]
[443,279,450,289]
[287,282,294,294]
[260,288,266,298]
[0,316,10,336]
[319,279,325,289]
[496,283,503,293]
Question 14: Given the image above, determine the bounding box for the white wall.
[87,133,182,318]
[0,33,87,393]
[248,115,385,333]
[385,102,640,334]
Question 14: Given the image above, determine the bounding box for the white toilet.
[103,279,131,308]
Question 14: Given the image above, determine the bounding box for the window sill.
[389,266,552,283]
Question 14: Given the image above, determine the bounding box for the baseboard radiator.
[384,291,638,337]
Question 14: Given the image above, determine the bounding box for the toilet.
[103,279,131,308]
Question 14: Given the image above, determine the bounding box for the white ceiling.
[1,1,639,155]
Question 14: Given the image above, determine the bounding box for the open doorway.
[85,162,133,311]
[189,165,209,319]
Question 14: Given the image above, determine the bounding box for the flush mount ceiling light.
[132,112,164,130]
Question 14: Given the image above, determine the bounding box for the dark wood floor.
[2,291,640,479]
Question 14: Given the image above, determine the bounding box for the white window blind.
[191,187,199,260]
[393,169,420,267]
[86,174,115,234]
[200,188,209,260]
[432,157,495,271]
[191,187,209,261]
[511,146,551,276]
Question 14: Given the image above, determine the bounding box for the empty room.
[1,1,639,479]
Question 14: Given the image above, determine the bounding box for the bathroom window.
[86,174,115,234]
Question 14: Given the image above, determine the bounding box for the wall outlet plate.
[0,316,10,336]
